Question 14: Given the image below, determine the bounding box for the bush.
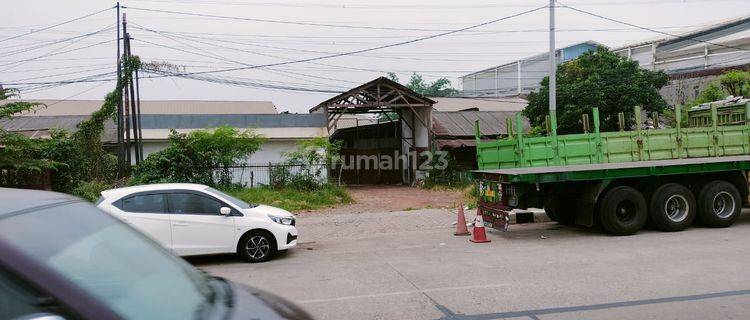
[422,152,470,189]
[71,180,116,202]
[131,126,264,187]
[272,137,342,191]
[227,184,351,212]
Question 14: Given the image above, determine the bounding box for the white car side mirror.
[219,207,232,216]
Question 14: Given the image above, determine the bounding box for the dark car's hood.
[228,281,313,320]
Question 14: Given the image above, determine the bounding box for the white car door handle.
[172,222,189,227]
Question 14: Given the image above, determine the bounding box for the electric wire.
[0,6,114,43]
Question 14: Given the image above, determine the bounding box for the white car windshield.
[205,186,256,209]
[0,201,219,320]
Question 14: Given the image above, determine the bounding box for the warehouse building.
[460,41,604,97]
[613,16,750,106]
[1,100,327,187]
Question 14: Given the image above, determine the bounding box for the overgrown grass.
[71,180,118,202]
[228,184,352,212]
[462,184,478,209]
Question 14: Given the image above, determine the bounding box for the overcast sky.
[2,0,748,112]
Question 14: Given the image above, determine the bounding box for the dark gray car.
[0,188,312,320]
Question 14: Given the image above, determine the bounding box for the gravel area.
[300,185,464,215]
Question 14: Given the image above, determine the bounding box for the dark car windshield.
[0,201,216,320]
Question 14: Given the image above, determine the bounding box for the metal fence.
[216,163,330,188]
[0,168,52,190]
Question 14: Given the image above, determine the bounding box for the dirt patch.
[300,185,463,215]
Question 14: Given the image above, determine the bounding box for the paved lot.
[191,208,750,320]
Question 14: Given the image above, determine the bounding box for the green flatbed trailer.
[473,101,750,235]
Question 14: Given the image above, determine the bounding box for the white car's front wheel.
[238,230,277,263]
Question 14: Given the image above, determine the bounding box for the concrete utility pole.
[549,0,560,163]
[122,13,131,167]
[116,2,126,176]
[548,0,557,115]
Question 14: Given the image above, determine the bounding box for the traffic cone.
[470,213,491,243]
[454,204,470,236]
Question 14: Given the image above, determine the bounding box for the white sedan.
[96,183,298,262]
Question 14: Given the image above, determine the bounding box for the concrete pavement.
[191,208,750,319]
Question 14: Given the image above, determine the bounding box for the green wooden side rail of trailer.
[472,100,750,236]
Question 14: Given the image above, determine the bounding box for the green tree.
[718,70,750,97]
[0,87,43,119]
[131,126,264,187]
[386,72,458,97]
[0,87,50,172]
[381,72,458,122]
[688,70,750,107]
[0,57,141,193]
[523,47,669,134]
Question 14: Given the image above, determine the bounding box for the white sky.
[2,0,749,113]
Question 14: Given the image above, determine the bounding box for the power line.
[141,70,344,94]
[558,1,750,53]
[0,25,114,57]
[4,65,114,83]
[2,63,113,74]
[4,72,116,86]
[122,0,747,9]
[0,38,114,72]
[123,5,552,33]
[132,37,355,89]
[130,25,538,63]
[131,25,471,78]
[42,81,114,107]
[0,6,113,43]
[139,5,549,78]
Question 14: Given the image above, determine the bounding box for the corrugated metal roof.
[0,113,325,141]
[431,97,527,112]
[460,41,607,79]
[432,111,528,138]
[330,115,379,131]
[0,116,118,143]
[2,100,278,116]
[613,15,750,52]
[138,114,325,129]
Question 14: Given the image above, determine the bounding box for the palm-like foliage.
[0,87,43,119]
[0,87,50,172]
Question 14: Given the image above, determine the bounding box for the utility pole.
[549,0,559,163]
[126,31,141,164]
[122,13,131,167]
[115,2,126,176]
[135,68,144,161]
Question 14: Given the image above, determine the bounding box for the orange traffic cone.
[454,204,470,236]
[470,212,491,243]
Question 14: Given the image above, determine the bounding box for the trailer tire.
[599,186,648,236]
[649,183,696,232]
[696,180,741,228]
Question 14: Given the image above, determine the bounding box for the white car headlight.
[268,214,295,226]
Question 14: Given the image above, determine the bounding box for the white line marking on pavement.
[298,283,511,304]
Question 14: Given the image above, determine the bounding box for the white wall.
[137,139,302,165]
[133,138,328,188]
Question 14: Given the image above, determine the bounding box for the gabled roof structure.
[311,76,434,113]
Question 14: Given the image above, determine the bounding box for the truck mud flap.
[478,204,510,231]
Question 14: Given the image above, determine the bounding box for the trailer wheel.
[649,183,696,232]
[599,186,648,236]
[696,180,741,228]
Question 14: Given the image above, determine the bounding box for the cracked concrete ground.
[190,208,750,320]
